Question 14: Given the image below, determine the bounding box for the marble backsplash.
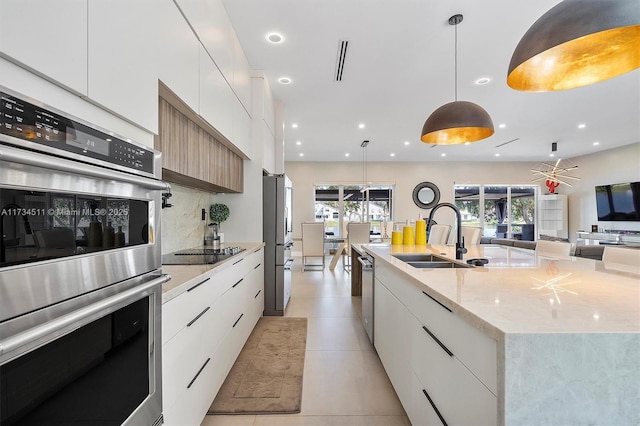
[160,183,215,254]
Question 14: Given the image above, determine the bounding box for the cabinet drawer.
[377,262,497,393]
[406,370,444,426]
[409,315,497,426]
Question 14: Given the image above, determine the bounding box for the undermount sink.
[391,253,449,262]
[392,253,472,269]
[407,261,471,269]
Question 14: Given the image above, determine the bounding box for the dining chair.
[602,245,640,266]
[343,222,371,271]
[301,222,326,270]
[427,224,451,245]
[535,240,573,257]
[461,226,482,245]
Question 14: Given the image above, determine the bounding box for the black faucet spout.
[427,202,467,260]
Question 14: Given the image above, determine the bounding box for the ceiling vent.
[495,138,520,148]
[335,40,349,81]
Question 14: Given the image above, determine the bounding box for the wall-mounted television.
[595,182,640,221]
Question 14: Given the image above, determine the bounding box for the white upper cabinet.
[232,98,251,158]
[176,0,233,85]
[231,32,251,112]
[156,0,200,112]
[0,0,88,95]
[199,46,233,140]
[87,0,158,133]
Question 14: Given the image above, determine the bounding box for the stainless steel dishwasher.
[358,254,374,343]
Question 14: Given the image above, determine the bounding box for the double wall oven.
[0,87,170,426]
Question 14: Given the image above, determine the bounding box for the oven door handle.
[0,144,170,191]
[0,274,170,358]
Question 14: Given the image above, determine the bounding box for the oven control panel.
[0,89,155,175]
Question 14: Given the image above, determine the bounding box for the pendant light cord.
[454,19,458,102]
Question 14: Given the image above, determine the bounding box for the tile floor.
[202,255,409,426]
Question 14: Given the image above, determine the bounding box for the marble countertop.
[363,243,640,341]
[161,242,264,303]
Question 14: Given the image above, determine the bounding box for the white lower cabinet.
[374,264,497,426]
[162,247,264,426]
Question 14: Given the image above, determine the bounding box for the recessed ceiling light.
[291,123,298,128]
[593,141,600,146]
[299,153,304,157]
[441,153,446,157]
[549,153,555,157]
[475,77,491,85]
[358,123,365,129]
[296,141,302,145]
[267,33,283,43]
[404,141,410,146]
[390,153,395,157]
[345,153,350,157]
[499,123,506,129]
[278,77,292,84]
[578,123,586,129]
[495,153,500,157]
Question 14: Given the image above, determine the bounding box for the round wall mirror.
[412,182,441,209]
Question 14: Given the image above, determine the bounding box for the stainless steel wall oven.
[0,87,170,426]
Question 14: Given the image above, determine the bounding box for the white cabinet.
[374,262,497,426]
[87,0,158,133]
[0,0,88,95]
[199,46,234,141]
[162,247,264,426]
[232,98,251,157]
[156,0,200,112]
[231,32,251,111]
[538,194,568,239]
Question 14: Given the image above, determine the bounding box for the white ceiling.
[221,0,640,163]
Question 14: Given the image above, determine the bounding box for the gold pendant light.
[508,0,640,92]
[421,14,494,145]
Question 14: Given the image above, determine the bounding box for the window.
[314,184,393,237]
[455,185,537,241]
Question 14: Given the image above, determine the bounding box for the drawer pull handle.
[232,278,243,288]
[422,325,454,357]
[254,263,261,269]
[422,291,452,312]
[233,313,244,328]
[254,289,262,298]
[422,388,448,426]
[187,306,210,327]
[233,258,244,265]
[187,358,211,389]
[187,277,210,292]
[254,248,262,253]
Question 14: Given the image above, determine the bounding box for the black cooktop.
[162,247,245,265]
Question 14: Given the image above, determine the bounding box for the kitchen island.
[363,243,639,426]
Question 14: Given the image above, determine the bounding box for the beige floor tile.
[305,316,373,351]
[201,414,255,425]
[285,296,357,318]
[252,414,411,426]
[300,350,406,416]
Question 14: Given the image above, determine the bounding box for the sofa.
[479,236,604,260]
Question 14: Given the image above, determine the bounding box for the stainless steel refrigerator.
[263,173,293,315]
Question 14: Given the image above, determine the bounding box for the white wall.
[285,142,640,242]
[563,143,640,237]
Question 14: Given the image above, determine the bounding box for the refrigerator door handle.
[284,241,294,249]
[284,258,294,268]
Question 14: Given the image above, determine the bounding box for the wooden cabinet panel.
[156,90,244,193]
[0,0,88,95]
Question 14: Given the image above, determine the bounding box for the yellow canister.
[402,226,415,245]
[415,220,426,245]
[391,231,403,245]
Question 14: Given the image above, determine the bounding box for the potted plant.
[209,203,230,230]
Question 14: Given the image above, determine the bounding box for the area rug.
[208,317,307,415]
